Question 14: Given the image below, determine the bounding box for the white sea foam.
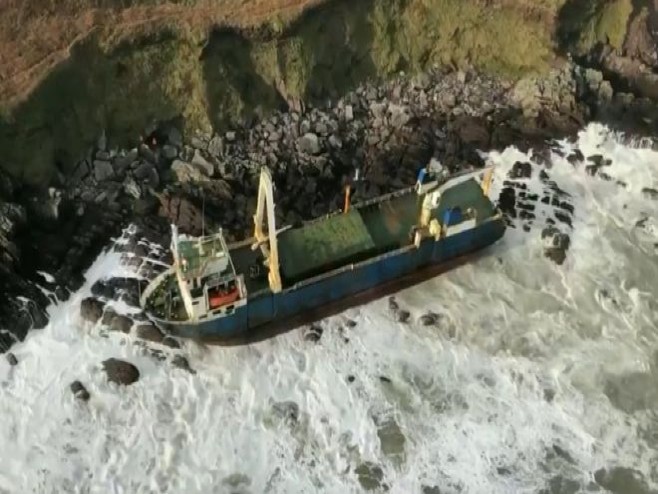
[1,123,657,494]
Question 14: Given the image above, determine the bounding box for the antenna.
[201,190,206,237]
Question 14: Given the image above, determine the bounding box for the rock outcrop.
[102,358,140,386]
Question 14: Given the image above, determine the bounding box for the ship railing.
[139,267,175,310]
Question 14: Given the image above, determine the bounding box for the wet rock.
[396,310,411,323]
[551,444,575,464]
[498,187,517,218]
[104,312,133,333]
[171,355,195,374]
[566,149,584,165]
[70,380,90,401]
[379,375,392,384]
[272,401,300,425]
[509,161,532,179]
[102,358,140,385]
[594,467,650,494]
[421,486,442,494]
[344,319,357,329]
[388,296,399,313]
[161,336,181,349]
[347,375,356,383]
[303,324,323,343]
[80,297,105,324]
[539,475,580,494]
[5,352,18,366]
[222,473,251,490]
[354,462,386,491]
[641,187,658,200]
[135,323,164,344]
[542,226,570,265]
[603,371,658,413]
[419,311,440,326]
[375,416,406,463]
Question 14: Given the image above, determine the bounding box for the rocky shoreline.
[1,59,657,353]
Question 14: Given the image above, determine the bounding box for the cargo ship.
[140,161,506,342]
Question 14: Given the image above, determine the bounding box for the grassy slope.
[0,0,639,185]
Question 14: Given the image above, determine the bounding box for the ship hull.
[154,216,505,342]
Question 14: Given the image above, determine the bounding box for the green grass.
[1,0,571,185]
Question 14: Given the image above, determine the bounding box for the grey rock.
[135,323,164,343]
[96,150,111,161]
[162,144,178,160]
[6,352,18,366]
[355,462,385,491]
[97,130,107,152]
[123,176,141,199]
[598,81,613,102]
[190,136,207,150]
[106,313,133,333]
[80,297,105,324]
[102,358,140,385]
[133,162,155,181]
[594,467,650,494]
[70,160,90,184]
[70,380,90,401]
[166,127,183,148]
[344,104,354,122]
[171,160,208,183]
[162,336,181,349]
[272,400,300,425]
[328,134,343,149]
[370,102,387,119]
[171,355,195,373]
[192,149,214,176]
[113,149,138,173]
[298,133,321,155]
[315,121,329,136]
[93,160,114,182]
[225,131,236,142]
[208,135,224,157]
[388,103,410,128]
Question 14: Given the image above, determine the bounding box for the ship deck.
[143,177,496,320]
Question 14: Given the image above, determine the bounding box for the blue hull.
[162,217,505,340]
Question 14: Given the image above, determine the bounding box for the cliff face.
[0,0,655,186]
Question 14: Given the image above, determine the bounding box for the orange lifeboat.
[208,285,239,309]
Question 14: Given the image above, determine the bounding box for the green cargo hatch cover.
[278,210,376,281]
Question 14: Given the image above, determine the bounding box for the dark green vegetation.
[0,0,650,185]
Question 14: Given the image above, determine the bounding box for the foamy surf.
[1,122,657,494]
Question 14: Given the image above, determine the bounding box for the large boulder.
[158,195,203,236]
[80,297,105,324]
[135,323,164,343]
[171,160,209,183]
[102,358,140,385]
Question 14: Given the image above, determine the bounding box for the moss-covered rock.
[558,0,634,55]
